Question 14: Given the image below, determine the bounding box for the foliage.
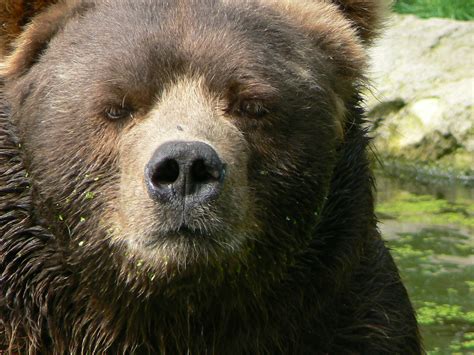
[393,0,474,21]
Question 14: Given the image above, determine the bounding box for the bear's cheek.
[11,89,121,233]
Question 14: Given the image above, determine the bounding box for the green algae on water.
[377,191,474,228]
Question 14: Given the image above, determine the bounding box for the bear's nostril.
[152,159,180,185]
[191,159,220,184]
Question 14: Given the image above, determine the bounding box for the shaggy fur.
[1,0,421,353]
[0,92,421,354]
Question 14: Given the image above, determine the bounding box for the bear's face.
[3,0,375,278]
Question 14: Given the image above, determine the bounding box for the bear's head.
[1,0,386,306]
[0,0,390,351]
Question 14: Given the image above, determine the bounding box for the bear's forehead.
[69,0,299,48]
[44,0,325,98]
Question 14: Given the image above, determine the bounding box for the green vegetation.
[376,177,474,353]
[393,0,474,21]
[389,231,474,354]
[417,302,474,326]
[377,191,474,228]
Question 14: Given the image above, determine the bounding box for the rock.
[366,14,474,176]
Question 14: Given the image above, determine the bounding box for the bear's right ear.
[0,0,60,56]
[0,0,88,80]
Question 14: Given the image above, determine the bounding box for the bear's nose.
[145,141,226,204]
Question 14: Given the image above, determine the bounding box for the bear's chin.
[116,226,249,273]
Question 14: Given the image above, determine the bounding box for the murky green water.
[376,174,474,354]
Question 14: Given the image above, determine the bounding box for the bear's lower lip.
[145,224,210,248]
[176,224,208,237]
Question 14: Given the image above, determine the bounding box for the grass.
[393,0,474,21]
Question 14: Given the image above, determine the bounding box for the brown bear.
[0,0,421,353]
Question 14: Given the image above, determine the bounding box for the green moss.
[462,339,474,349]
[377,174,474,353]
[466,281,474,294]
[377,191,474,228]
[417,302,473,326]
[378,192,447,213]
[448,332,474,352]
[391,244,430,259]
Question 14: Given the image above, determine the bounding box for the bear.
[0,0,422,353]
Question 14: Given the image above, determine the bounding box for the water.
[375,173,474,354]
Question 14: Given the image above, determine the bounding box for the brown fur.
[0,0,87,78]
[1,0,421,353]
[329,0,389,42]
[0,0,59,56]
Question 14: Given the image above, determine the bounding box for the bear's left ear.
[0,0,60,57]
[261,0,389,44]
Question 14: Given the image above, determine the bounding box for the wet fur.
[1,92,421,353]
[1,0,421,353]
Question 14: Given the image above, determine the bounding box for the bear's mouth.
[144,223,212,249]
[175,224,209,238]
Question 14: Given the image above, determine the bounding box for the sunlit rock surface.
[366,14,474,175]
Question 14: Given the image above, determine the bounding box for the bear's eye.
[238,100,269,118]
[105,106,133,121]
